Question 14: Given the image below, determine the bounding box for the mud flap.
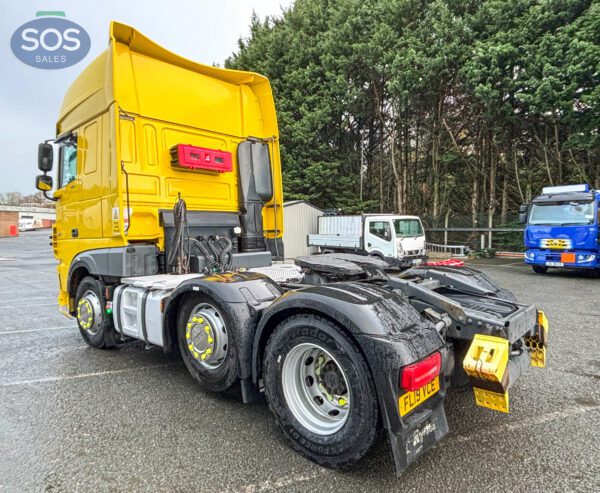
[388,403,449,475]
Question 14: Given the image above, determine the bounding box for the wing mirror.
[518,204,529,224]
[38,142,54,172]
[35,174,53,192]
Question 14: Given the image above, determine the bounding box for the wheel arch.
[252,304,368,385]
[67,262,93,314]
[162,273,283,382]
[252,284,440,385]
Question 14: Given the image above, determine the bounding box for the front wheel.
[263,315,379,469]
[532,266,548,274]
[75,276,116,349]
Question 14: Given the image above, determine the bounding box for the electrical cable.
[167,194,190,274]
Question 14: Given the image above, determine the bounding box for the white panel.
[542,184,589,194]
[318,216,362,236]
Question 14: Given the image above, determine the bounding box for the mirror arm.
[43,190,58,202]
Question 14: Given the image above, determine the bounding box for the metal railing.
[426,242,468,257]
[426,227,524,250]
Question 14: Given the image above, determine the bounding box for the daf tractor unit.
[35,22,548,475]
[520,184,599,274]
[308,214,427,268]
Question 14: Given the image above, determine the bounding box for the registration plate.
[398,376,440,416]
[546,261,563,267]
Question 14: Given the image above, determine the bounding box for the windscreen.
[528,201,595,226]
[394,219,423,237]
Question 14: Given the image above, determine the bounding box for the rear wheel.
[75,276,115,349]
[532,266,548,274]
[177,294,238,392]
[263,314,379,469]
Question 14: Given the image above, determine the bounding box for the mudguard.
[403,265,516,299]
[253,282,453,474]
[162,272,283,395]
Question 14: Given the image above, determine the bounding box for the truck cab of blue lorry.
[521,184,600,273]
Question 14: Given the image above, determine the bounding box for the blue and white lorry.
[520,184,600,273]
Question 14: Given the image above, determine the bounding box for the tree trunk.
[500,172,508,224]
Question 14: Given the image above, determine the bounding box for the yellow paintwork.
[463,334,510,413]
[53,22,283,313]
[524,310,548,368]
[463,334,509,382]
[473,388,509,413]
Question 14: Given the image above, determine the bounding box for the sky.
[0,0,293,194]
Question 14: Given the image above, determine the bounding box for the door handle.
[71,228,79,238]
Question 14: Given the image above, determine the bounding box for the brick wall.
[0,211,19,237]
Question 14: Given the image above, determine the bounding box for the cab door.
[77,119,103,239]
[53,136,79,242]
[365,219,394,258]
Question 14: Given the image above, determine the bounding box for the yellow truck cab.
[37,21,283,316]
[35,22,548,476]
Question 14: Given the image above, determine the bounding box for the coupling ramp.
[462,311,548,413]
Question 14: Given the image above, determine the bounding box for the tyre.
[75,276,116,349]
[532,266,548,274]
[263,314,379,469]
[177,294,238,392]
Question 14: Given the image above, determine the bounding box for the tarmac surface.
[1,230,599,492]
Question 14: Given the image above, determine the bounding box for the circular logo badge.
[11,14,91,69]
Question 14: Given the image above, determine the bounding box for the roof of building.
[0,205,56,214]
[283,200,323,212]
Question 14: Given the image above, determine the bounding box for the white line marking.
[220,404,600,492]
[0,326,74,335]
[0,363,178,387]
[466,261,525,267]
[0,303,56,309]
[221,471,324,493]
[0,289,56,294]
[448,404,600,444]
[0,276,50,290]
[0,297,54,304]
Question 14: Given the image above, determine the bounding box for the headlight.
[576,254,596,263]
[524,252,535,260]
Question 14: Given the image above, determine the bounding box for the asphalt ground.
[1,230,599,492]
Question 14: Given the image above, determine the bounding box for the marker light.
[170,144,232,173]
[542,184,590,194]
[400,352,441,391]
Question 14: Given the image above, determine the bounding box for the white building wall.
[0,206,56,221]
[283,201,322,260]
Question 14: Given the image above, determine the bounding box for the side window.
[59,143,77,188]
[368,221,391,241]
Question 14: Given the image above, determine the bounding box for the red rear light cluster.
[400,352,441,391]
[170,144,232,173]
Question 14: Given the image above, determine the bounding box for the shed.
[283,200,323,260]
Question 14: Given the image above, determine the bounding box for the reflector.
[400,352,441,391]
[170,144,232,173]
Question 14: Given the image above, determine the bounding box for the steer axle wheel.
[264,314,379,469]
[75,276,115,349]
[177,294,238,392]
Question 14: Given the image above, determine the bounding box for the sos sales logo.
[10,11,90,69]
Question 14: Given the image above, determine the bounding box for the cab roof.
[57,21,275,136]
